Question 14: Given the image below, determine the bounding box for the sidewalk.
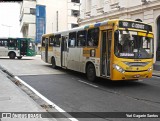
[0,69,56,121]
[153,70,160,77]
[152,61,160,77]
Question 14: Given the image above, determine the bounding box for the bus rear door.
[45,38,49,63]
[61,36,68,67]
[20,39,27,56]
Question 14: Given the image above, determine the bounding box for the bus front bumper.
[111,70,153,81]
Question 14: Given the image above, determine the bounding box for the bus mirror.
[125,28,129,33]
[146,29,149,35]
[145,37,150,43]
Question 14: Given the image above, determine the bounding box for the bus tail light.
[113,64,125,73]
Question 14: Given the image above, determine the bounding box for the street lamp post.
[1,24,12,37]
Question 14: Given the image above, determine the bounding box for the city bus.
[41,19,154,81]
[0,38,36,59]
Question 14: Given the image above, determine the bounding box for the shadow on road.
[43,64,147,89]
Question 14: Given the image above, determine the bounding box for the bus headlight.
[113,64,125,73]
[148,66,153,72]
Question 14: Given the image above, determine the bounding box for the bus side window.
[49,36,54,46]
[0,40,5,46]
[68,32,76,47]
[4,40,7,46]
[87,28,99,47]
[42,37,45,47]
[77,30,86,47]
[0,40,2,46]
[8,40,16,47]
[54,34,61,47]
[0,40,7,46]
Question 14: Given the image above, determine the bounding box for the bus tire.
[86,63,96,82]
[17,56,22,59]
[9,52,16,59]
[51,57,57,69]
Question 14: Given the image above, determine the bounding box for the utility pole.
[56,11,58,32]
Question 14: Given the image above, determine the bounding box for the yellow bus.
[41,19,154,81]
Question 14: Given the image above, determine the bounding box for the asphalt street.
[18,72,160,111]
[0,56,160,121]
[19,72,160,121]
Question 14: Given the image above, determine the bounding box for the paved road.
[0,56,160,121]
[18,73,160,111]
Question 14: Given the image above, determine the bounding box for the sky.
[0,3,22,38]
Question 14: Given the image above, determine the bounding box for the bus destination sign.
[119,21,152,31]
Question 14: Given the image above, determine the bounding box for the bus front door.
[101,30,112,77]
[20,40,27,56]
[61,36,67,67]
[45,38,49,63]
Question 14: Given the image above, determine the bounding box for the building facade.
[79,0,160,62]
[20,0,80,53]
[37,0,80,34]
[19,0,36,39]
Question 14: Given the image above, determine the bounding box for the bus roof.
[42,19,152,36]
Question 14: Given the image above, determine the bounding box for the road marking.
[15,76,78,121]
[78,80,98,88]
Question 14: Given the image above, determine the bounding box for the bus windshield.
[114,30,154,59]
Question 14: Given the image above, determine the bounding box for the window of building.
[71,24,79,28]
[77,30,87,47]
[68,32,76,47]
[86,0,91,12]
[97,0,103,8]
[30,8,36,15]
[0,39,7,46]
[71,10,80,17]
[87,28,99,47]
[71,0,80,3]
[54,34,61,47]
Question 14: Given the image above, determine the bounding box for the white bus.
[0,38,36,59]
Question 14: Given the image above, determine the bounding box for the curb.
[0,65,78,121]
[152,74,160,77]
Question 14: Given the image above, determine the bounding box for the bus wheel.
[17,56,22,59]
[86,63,96,82]
[9,52,16,59]
[51,57,56,69]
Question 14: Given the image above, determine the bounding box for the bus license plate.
[133,74,140,78]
